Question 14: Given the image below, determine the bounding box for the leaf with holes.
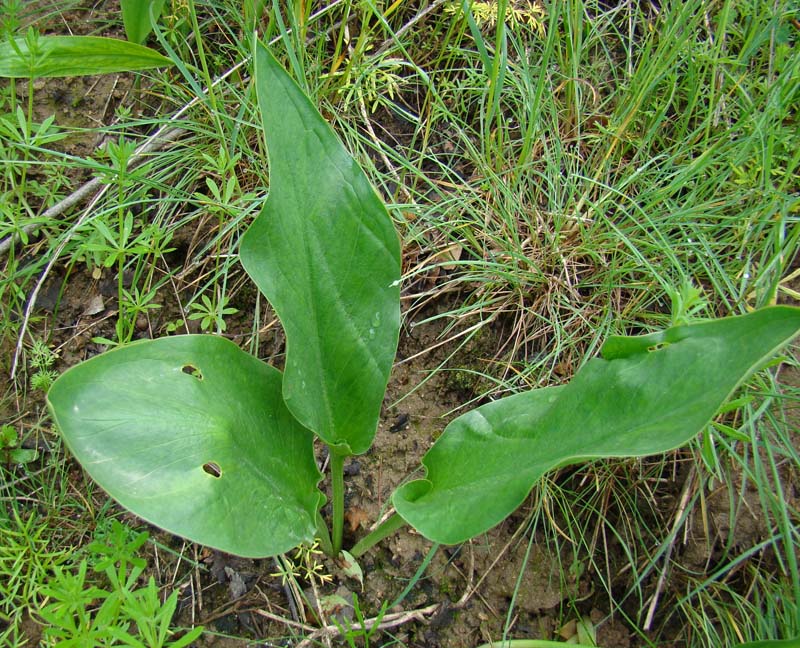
[239,44,401,455]
[47,335,324,558]
[393,306,800,544]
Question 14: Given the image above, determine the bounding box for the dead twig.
[282,602,440,647]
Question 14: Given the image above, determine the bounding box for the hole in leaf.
[182,364,203,380]
[647,342,669,352]
[202,462,222,478]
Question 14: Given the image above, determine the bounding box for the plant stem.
[315,510,333,556]
[186,0,226,141]
[330,449,347,555]
[186,0,216,112]
[349,512,406,558]
[116,146,129,343]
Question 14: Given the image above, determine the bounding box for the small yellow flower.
[445,0,546,36]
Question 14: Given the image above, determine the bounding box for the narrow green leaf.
[169,626,205,648]
[121,0,167,44]
[240,43,401,455]
[393,307,800,544]
[47,335,324,558]
[711,421,750,442]
[0,35,173,78]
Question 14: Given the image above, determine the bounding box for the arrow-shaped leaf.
[393,307,800,544]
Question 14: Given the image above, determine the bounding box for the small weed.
[28,339,59,392]
[0,424,37,464]
[39,520,203,647]
[332,593,388,648]
[271,541,333,587]
[444,0,546,33]
[329,54,409,114]
[187,293,238,333]
[0,507,71,643]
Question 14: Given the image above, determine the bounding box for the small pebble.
[390,412,409,433]
[344,460,361,477]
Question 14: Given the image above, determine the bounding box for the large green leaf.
[47,335,324,558]
[735,639,800,648]
[0,35,172,78]
[393,307,800,544]
[121,0,167,44]
[240,43,401,455]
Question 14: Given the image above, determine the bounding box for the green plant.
[46,41,800,570]
[474,641,596,648]
[444,0,546,33]
[120,0,168,45]
[187,293,238,333]
[78,136,169,344]
[0,507,72,643]
[327,53,409,114]
[0,425,36,464]
[0,22,177,353]
[38,520,203,647]
[332,593,388,648]
[270,540,333,587]
[471,636,800,648]
[28,339,59,392]
[0,103,67,263]
[0,28,173,78]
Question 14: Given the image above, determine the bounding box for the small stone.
[82,294,105,317]
[390,412,409,433]
[343,460,361,476]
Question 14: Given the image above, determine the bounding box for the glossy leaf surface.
[240,44,401,455]
[394,307,800,544]
[47,335,324,558]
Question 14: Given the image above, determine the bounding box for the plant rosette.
[47,42,800,564]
